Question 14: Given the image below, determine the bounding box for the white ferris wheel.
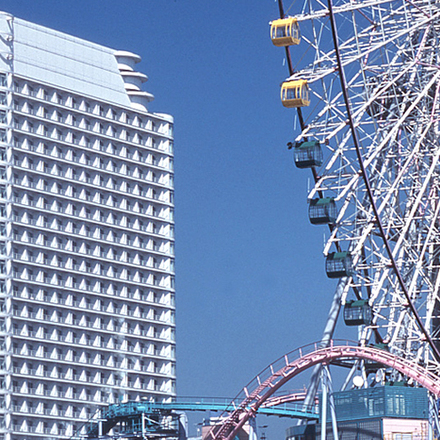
[204,5,440,439]
[271,0,440,379]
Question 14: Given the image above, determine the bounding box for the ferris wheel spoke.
[288,7,439,88]
[389,309,422,352]
[297,64,435,200]
[316,71,440,205]
[386,151,440,257]
[311,53,425,148]
[350,196,439,304]
[295,0,398,23]
[344,123,436,254]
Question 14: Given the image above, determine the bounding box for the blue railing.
[78,396,318,438]
[101,397,318,420]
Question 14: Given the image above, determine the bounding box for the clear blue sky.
[2,0,350,436]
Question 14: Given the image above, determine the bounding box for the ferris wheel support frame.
[325,0,440,362]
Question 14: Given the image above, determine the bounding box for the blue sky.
[2,0,348,436]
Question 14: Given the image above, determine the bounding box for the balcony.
[11,315,175,343]
[12,167,173,213]
[12,107,174,161]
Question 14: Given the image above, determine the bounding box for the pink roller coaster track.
[210,340,440,440]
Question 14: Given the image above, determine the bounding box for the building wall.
[8,14,132,106]
[0,11,176,440]
[202,421,251,440]
[314,418,429,440]
[316,419,382,440]
[382,418,428,440]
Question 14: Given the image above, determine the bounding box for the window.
[51,92,60,104]
[81,119,90,130]
[38,88,47,100]
[95,105,104,116]
[52,110,62,122]
[39,125,48,136]
[38,107,47,118]
[52,128,61,140]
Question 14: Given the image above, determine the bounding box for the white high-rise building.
[0,12,176,440]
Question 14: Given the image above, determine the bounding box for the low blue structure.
[286,386,430,440]
[328,384,429,422]
[77,398,319,440]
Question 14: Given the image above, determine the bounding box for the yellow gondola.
[270,17,300,47]
[281,80,310,108]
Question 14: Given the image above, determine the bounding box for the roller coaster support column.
[429,396,440,440]
[325,367,339,440]
[429,401,433,440]
[248,417,258,440]
[303,278,348,413]
[320,370,327,440]
[320,367,339,440]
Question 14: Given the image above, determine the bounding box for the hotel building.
[0,11,176,439]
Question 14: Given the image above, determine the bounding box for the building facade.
[0,12,176,439]
[286,386,430,440]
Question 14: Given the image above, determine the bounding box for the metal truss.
[284,0,440,373]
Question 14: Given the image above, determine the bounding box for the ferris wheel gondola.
[270,17,301,47]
